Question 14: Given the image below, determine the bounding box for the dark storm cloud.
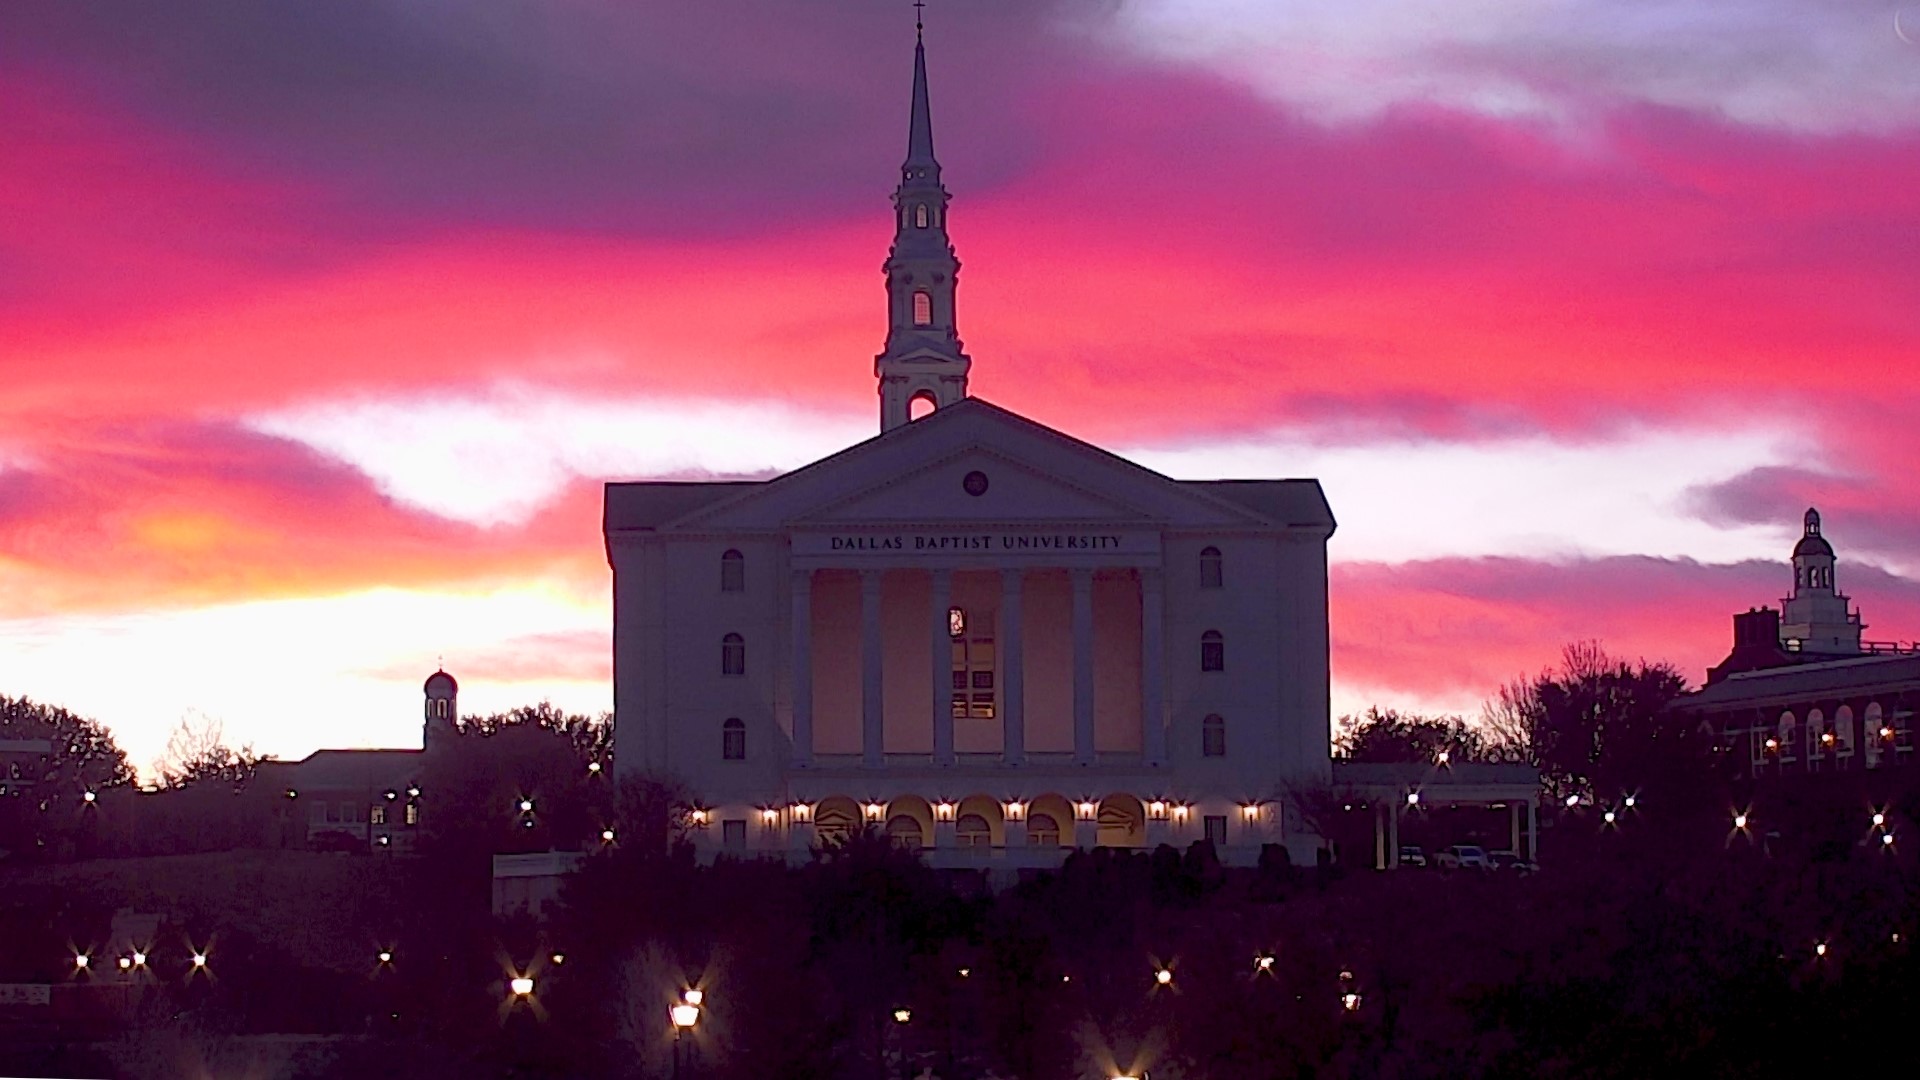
[0,0,1083,238]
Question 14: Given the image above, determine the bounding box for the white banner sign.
[793,529,1159,559]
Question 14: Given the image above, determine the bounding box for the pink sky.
[4,1,1919,773]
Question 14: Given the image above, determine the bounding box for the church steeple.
[1780,506,1865,655]
[876,21,970,433]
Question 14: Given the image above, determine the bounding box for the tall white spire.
[875,20,970,433]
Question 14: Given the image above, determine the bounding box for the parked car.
[1433,844,1492,870]
[1396,845,1428,868]
[310,829,367,855]
[1488,850,1538,873]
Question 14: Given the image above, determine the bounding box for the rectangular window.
[722,820,747,851]
[370,805,386,826]
[1204,815,1228,849]
[1750,728,1768,768]
[1897,710,1914,754]
[951,631,996,720]
[405,803,420,826]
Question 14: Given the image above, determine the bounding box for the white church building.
[604,32,1336,867]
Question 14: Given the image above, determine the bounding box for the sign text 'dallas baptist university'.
[790,529,1162,564]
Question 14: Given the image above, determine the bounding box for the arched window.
[1806,709,1826,772]
[720,549,745,592]
[956,814,992,848]
[722,718,745,761]
[1199,546,1223,589]
[912,290,932,327]
[914,204,929,228]
[886,814,924,849]
[1777,710,1798,762]
[1867,702,1886,768]
[1200,630,1225,672]
[1027,812,1061,847]
[1202,714,1226,757]
[1835,705,1855,760]
[721,633,745,677]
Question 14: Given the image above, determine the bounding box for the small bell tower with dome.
[422,668,459,750]
[1779,508,1864,656]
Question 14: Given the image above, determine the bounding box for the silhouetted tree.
[0,695,133,860]
[1335,707,1493,763]
[153,711,262,791]
[1483,641,1693,804]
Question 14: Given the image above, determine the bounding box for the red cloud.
[1331,555,1920,705]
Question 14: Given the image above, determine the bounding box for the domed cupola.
[1780,507,1863,655]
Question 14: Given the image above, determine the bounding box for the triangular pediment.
[797,447,1155,525]
[659,399,1273,532]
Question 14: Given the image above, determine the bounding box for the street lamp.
[510,976,535,997]
[682,988,703,1006]
[671,1002,700,1078]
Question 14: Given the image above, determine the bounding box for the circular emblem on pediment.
[962,470,989,497]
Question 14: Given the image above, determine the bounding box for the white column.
[1072,568,1095,766]
[1001,569,1026,766]
[790,570,814,767]
[861,570,884,769]
[1524,799,1538,861]
[931,570,954,766]
[1140,568,1166,766]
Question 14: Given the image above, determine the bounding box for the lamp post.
[670,1000,700,1078]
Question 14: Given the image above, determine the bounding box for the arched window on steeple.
[721,633,745,677]
[722,718,745,761]
[912,290,932,327]
[914,204,929,228]
[720,549,745,592]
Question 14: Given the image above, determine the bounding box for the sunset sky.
[5,0,1920,776]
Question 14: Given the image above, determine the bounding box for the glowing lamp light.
[1884,833,1896,847]
[1882,726,1896,740]
[116,957,131,971]
[1256,955,1275,972]
[601,828,616,843]
[1114,1075,1142,1080]
[1243,803,1263,821]
[378,951,393,964]
[1405,792,1420,807]
[1734,813,1749,829]
[1766,738,1779,751]
[893,1008,912,1023]
[588,761,602,773]
[1624,795,1637,808]
[510,976,534,997]
[1437,749,1451,765]
[682,989,703,1006]
[377,836,391,847]
[1076,801,1097,821]
[760,807,779,824]
[1148,800,1168,820]
[791,802,813,822]
[551,953,566,965]
[407,786,420,797]
[934,801,955,822]
[74,954,89,970]
[286,789,298,799]
[1815,942,1828,958]
[83,791,96,804]
[1603,810,1617,824]
[131,951,146,967]
[1565,794,1580,808]
[192,953,207,968]
[1004,801,1027,822]
[1154,968,1173,986]
[864,802,886,822]
[1172,804,1190,820]
[1343,992,1362,1011]
[689,808,710,825]
[1874,812,1887,827]
[518,799,534,813]
[1062,974,1071,983]
[670,1003,700,1029]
